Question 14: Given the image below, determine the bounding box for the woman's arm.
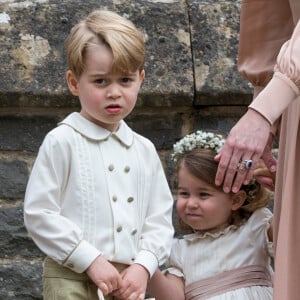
[147,269,185,300]
[215,19,300,194]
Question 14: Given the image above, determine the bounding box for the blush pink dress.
[237,1,300,299]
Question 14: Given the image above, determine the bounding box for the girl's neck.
[196,217,233,235]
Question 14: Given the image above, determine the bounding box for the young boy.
[24,10,174,300]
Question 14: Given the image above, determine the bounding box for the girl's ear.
[66,70,79,96]
[231,190,247,211]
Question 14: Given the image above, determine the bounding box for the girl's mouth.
[186,213,201,218]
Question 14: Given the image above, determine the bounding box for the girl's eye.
[178,191,189,198]
[199,192,210,198]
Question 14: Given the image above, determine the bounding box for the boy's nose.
[107,84,121,99]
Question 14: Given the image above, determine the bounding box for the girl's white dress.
[165,207,273,299]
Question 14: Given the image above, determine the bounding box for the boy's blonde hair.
[65,10,145,78]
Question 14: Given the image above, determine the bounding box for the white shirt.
[24,112,174,276]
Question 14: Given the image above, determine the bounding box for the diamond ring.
[238,159,253,170]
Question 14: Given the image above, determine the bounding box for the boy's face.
[66,43,145,132]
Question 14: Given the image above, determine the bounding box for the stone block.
[127,111,183,150]
[189,0,252,105]
[193,105,248,133]
[0,116,60,152]
[0,205,44,258]
[0,160,28,199]
[0,262,42,299]
[0,0,193,108]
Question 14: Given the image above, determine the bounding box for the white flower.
[172,131,225,162]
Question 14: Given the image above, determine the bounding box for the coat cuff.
[134,250,158,278]
[249,72,299,125]
[63,240,102,273]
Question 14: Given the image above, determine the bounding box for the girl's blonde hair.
[175,148,271,234]
[65,10,145,78]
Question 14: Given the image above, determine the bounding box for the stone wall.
[0,0,251,298]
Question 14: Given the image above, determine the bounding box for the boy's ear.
[66,70,79,96]
[231,190,247,211]
[140,69,145,81]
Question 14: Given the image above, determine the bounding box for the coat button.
[127,197,134,203]
[131,229,137,235]
[124,166,130,173]
[108,164,114,171]
[112,195,118,202]
[116,226,122,232]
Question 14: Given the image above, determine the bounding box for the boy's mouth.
[106,104,121,114]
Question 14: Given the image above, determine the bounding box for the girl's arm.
[147,269,185,300]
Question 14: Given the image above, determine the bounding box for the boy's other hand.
[112,263,149,300]
[86,255,123,295]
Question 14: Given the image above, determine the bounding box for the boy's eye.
[121,77,133,83]
[95,79,106,85]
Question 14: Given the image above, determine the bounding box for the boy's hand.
[86,255,123,295]
[112,264,149,300]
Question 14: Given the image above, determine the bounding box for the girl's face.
[176,164,238,233]
[66,43,145,132]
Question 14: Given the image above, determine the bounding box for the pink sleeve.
[237,0,294,96]
[249,21,300,125]
[275,23,300,88]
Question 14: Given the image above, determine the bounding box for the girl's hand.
[112,264,149,300]
[254,159,276,191]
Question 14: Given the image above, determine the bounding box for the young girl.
[23,10,174,300]
[147,131,274,300]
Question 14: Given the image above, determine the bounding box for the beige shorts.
[43,257,127,300]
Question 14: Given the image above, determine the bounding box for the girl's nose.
[186,197,199,209]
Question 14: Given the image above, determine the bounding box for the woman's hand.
[215,108,274,193]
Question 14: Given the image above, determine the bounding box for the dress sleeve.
[249,20,300,125]
[163,239,185,279]
[248,208,273,257]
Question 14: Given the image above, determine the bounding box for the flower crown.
[171,130,225,162]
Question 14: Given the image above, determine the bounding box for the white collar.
[59,112,134,147]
